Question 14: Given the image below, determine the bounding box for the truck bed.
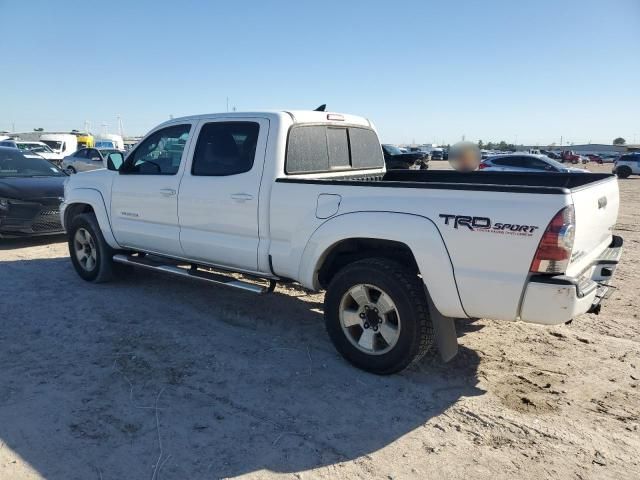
[277,170,615,194]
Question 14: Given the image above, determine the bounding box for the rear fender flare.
[299,212,467,318]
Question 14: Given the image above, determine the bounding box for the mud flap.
[425,288,459,362]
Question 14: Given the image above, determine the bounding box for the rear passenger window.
[492,158,517,167]
[286,125,383,174]
[192,122,259,176]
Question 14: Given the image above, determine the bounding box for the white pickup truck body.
[61,110,623,374]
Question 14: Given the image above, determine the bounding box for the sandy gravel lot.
[0,163,638,479]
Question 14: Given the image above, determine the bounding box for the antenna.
[314,104,327,112]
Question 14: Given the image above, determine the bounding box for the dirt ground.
[0,163,638,480]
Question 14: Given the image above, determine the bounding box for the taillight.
[530,206,575,274]
[478,162,488,169]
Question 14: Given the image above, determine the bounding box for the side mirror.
[106,153,124,171]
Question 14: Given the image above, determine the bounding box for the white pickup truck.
[61,110,623,374]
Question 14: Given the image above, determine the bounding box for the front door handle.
[159,188,176,196]
[231,193,254,202]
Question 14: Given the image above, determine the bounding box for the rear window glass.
[327,128,350,169]
[286,125,383,174]
[286,126,329,173]
[349,128,384,169]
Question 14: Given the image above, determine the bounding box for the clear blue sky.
[1,0,638,145]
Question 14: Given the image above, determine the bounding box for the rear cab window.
[285,124,384,174]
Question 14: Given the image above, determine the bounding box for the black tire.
[65,166,76,174]
[68,213,116,283]
[616,166,632,179]
[324,258,434,374]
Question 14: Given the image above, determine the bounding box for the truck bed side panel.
[270,179,569,321]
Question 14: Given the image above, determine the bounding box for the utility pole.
[117,115,124,137]
[226,97,229,112]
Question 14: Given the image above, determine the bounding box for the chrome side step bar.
[112,254,276,294]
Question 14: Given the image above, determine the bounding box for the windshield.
[383,144,403,155]
[41,140,63,150]
[17,143,54,153]
[543,156,569,169]
[0,149,65,177]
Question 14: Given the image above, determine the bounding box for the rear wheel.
[68,213,116,282]
[616,166,632,179]
[324,258,434,374]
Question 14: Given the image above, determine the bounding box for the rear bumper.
[519,235,623,325]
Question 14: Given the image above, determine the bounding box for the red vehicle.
[561,150,580,164]
[587,154,603,164]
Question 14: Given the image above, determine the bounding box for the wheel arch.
[299,211,467,318]
[63,188,120,249]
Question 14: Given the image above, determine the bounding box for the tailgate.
[566,176,619,277]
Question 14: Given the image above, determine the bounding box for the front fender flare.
[299,211,467,318]
[63,188,120,249]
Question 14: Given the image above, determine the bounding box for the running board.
[112,254,275,294]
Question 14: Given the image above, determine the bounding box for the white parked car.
[61,109,623,374]
[61,148,124,174]
[613,153,640,178]
[480,154,589,173]
[14,140,63,163]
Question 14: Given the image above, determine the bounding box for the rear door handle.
[159,188,176,196]
[231,193,254,202]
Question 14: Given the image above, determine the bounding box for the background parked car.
[381,144,428,170]
[560,150,581,164]
[0,146,66,238]
[430,149,444,161]
[613,152,640,178]
[61,148,125,174]
[479,154,589,173]
[14,141,63,164]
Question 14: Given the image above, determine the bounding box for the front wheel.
[324,258,434,374]
[65,166,76,174]
[68,213,116,282]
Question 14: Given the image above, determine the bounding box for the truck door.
[178,118,269,272]
[110,123,194,256]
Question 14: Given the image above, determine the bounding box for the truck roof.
[158,110,372,129]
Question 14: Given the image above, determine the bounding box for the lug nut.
[364,322,369,329]
[359,313,365,318]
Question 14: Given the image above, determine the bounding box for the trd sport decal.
[439,214,539,236]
